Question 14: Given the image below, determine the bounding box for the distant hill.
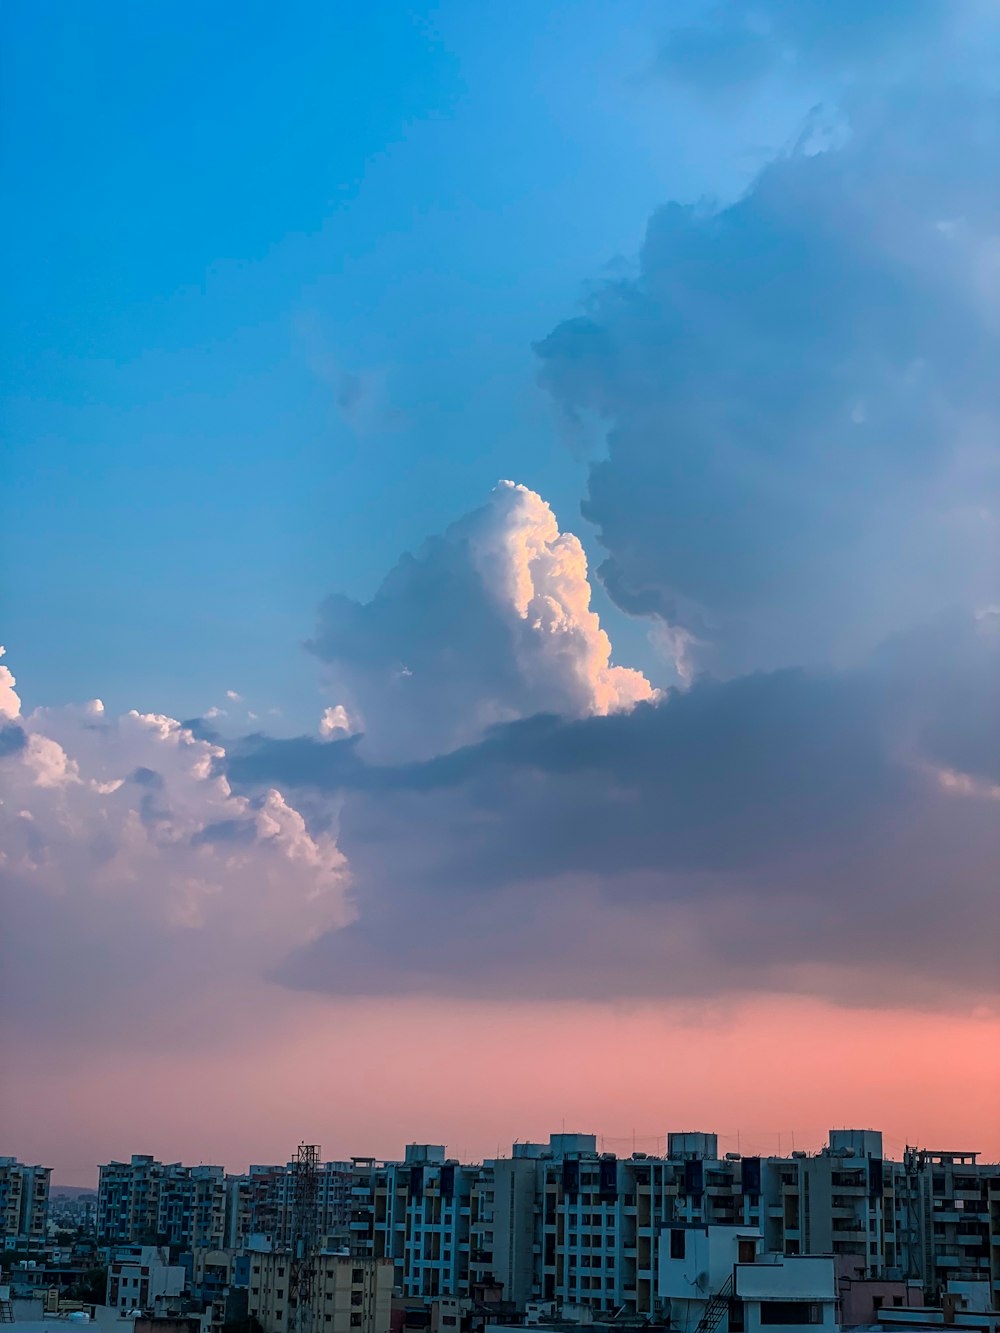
[51,1185,97,1197]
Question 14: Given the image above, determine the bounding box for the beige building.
[248,1252,393,1333]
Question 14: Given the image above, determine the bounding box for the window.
[352,1270,363,1284]
[738,1240,756,1265]
[350,1316,363,1328]
[759,1303,821,1326]
[276,1291,284,1301]
[670,1230,686,1260]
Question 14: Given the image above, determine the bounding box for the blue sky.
[2,0,817,728]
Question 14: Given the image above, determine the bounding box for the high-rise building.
[0,1157,51,1252]
[372,1145,475,1299]
[98,1156,226,1249]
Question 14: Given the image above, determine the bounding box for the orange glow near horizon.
[8,992,999,1186]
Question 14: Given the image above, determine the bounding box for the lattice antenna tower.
[903,1146,925,1284]
[290,1143,321,1333]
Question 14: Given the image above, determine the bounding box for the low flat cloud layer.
[231,610,999,1009]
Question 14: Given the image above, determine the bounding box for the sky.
[1,1,998,1184]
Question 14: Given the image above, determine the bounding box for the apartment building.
[98,1156,227,1249]
[898,1148,998,1297]
[348,1159,378,1259]
[469,1152,538,1309]
[99,1155,349,1254]
[0,1157,51,1252]
[372,1146,475,1300]
[465,1130,1000,1320]
[99,1156,170,1244]
[247,1250,393,1333]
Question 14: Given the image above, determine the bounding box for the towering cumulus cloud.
[0,648,348,1047]
[308,481,654,760]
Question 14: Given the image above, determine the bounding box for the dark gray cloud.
[536,15,1000,678]
[230,613,1000,1009]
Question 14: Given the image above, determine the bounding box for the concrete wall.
[735,1257,835,1301]
[659,1226,761,1300]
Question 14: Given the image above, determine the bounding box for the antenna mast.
[290,1143,320,1333]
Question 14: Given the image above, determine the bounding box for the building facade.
[98,1157,227,1249]
[106,1244,186,1315]
[0,1157,51,1252]
[247,1250,393,1333]
[372,1146,475,1299]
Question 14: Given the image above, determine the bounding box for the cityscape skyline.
[6,1126,1000,1329]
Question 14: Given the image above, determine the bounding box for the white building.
[735,1256,838,1333]
[106,1245,185,1315]
[659,1223,837,1333]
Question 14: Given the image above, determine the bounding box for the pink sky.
[10,992,999,1187]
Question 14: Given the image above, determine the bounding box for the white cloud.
[479,482,656,715]
[320,704,354,739]
[226,689,243,702]
[0,652,350,1045]
[309,481,655,760]
[0,646,21,720]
